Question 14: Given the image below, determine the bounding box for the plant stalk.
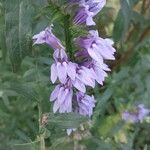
[38,99,45,150]
[64,15,73,59]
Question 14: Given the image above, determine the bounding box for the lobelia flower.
[33,26,64,50]
[137,104,150,121]
[50,80,73,113]
[76,30,116,64]
[122,104,150,123]
[72,0,106,26]
[33,0,115,136]
[83,60,110,85]
[122,111,139,123]
[74,4,96,26]
[51,49,76,83]
[50,49,96,92]
[76,92,96,117]
[72,65,96,93]
[86,0,106,16]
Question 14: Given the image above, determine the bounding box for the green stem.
[38,101,45,150]
[35,44,45,150]
[64,15,73,59]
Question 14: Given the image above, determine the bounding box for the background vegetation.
[0,0,150,149]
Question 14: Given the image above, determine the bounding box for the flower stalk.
[33,0,116,136]
[38,100,45,150]
[64,15,73,59]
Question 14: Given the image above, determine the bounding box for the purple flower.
[83,60,110,85]
[72,65,96,93]
[76,92,96,117]
[85,0,106,15]
[50,81,73,113]
[73,0,106,26]
[33,26,64,50]
[51,49,76,83]
[77,30,116,64]
[122,111,139,123]
[33,0,114,137]
[122,104,150,123]
[74,4,96,26]
[137,104,150,121]
[51,49,96,92]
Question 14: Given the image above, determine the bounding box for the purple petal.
[53,100,59,113]
[58,87,68,106]
[67,62,76,81]
[77,69,95,88]
[72,78,86,93]
[60,89,73,113]
[57,62,67,83]
[87,47,103,64]
[86,15,95,26]
[51,63,57,83]
[50,85,60,101]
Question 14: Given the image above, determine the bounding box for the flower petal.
[57,62,67,83]
[50,85,60,101]
[67,62,76,81]
[88,48,103,64]
[72,78,86,93]
[51,63,57,83]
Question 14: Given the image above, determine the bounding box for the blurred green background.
[0,0,150,149]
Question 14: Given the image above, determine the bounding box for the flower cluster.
[33,0,115,135]
[122,104,150,123]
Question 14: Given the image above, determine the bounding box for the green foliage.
[46,112,88,129]
[0,0,150,149]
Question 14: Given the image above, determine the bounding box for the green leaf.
[131,11,145,27]
[46,112,88,129]
[113,0,140,43]
[8,82,38,101]
[19,0,34,58]
[94,88,112,118]
[113,10,125,42]
[49,137,71,150]
[12,141,40,150]
[5,0,34,71]
[0,0,7,61]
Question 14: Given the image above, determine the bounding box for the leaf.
[8,82,38,101]
[81,137,114,150]
[94,88,112,118]
[12,141,40,150]
[19,0,34,58]
[46,112,88,129]
[49,137,70,150]
[131,11,145,27]
[113,0,131,42]
[113,0,140,43]
[0,0,7,61]
[98,115,120,137]
[113,10,125,42]
[5,0,34,71]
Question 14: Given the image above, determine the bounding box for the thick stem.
[64,15,73,59]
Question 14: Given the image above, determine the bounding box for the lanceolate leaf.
[0,0,7,61]
[19,0,34,58]
[5,0,34,71]
[113,0,140,42]
[9,82,39,101]
[46,112,88,129]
